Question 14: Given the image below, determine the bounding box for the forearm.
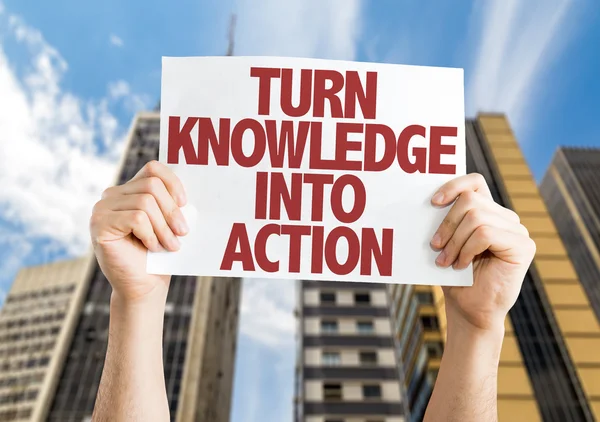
[423,317,504,422]
[92,286,169,422]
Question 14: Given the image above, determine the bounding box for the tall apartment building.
[391,114,600,422]
[45,112,242,422]
[0,112,242,422]
[540,147,600,322]
[0,258,92,422]
[296,280,406,422]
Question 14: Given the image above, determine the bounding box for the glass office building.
[540,147,600,323]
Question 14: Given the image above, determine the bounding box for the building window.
[322,351,341,366]
[425,341,444,359]
[323,383,342,400]
[362,384,382,399]
[407,347,428,398]
[399,298,418,347]
[0,409,17,420]
[404,319,423,373]
[415,292,434,305]
[321,320,338,334]
[320,292,336,304]
[427,368,440,385]
[354,292,370,304]
[420,315,439,331]
[356,321,374,334]
[17,407,32,418]
[413,380,434,421]
[359,351,378,365]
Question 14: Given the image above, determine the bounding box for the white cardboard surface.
[147,56,472,286]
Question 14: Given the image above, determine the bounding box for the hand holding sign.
[431,173,535,332]
[91,161,188,302]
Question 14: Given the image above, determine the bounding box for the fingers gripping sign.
[429,173,536,331]
[90,160,190,301]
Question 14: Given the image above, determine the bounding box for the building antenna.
[227,14,237,56]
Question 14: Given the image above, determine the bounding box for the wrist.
[110,284,169,317]
[445,305,505,358]
[446,318,505,347]
[445,300,505,337]
[445,313,505,368]
[108,284,167,351]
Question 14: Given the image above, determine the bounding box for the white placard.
[147,56,471,286]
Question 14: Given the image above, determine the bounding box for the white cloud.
[240,278,296,348]
[109,33,124,48]
[466,0,575,130]
[0,8,147,258]
[108,80,130,99]
[0,227,33,305]
[235,0,361,59]
[108,80,151,113]
[0,227,33,300]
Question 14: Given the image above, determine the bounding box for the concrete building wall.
[304,290,388,307]
[304,317,392,336]
[305,380,402,402]
[304,348,396,367]
[299,281,405,421]
[0,257,92,422]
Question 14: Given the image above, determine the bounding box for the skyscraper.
[0,258,91,422]
[36,112,242,422]
[295,280,407,422]
[540,147,600,323]
[392,114,600,422]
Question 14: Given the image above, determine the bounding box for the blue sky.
[0,1,599,421]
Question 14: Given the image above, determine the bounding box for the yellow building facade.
[390,114,600,422]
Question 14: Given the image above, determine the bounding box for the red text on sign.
[219,223,393,276]
[167,117,457,175]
